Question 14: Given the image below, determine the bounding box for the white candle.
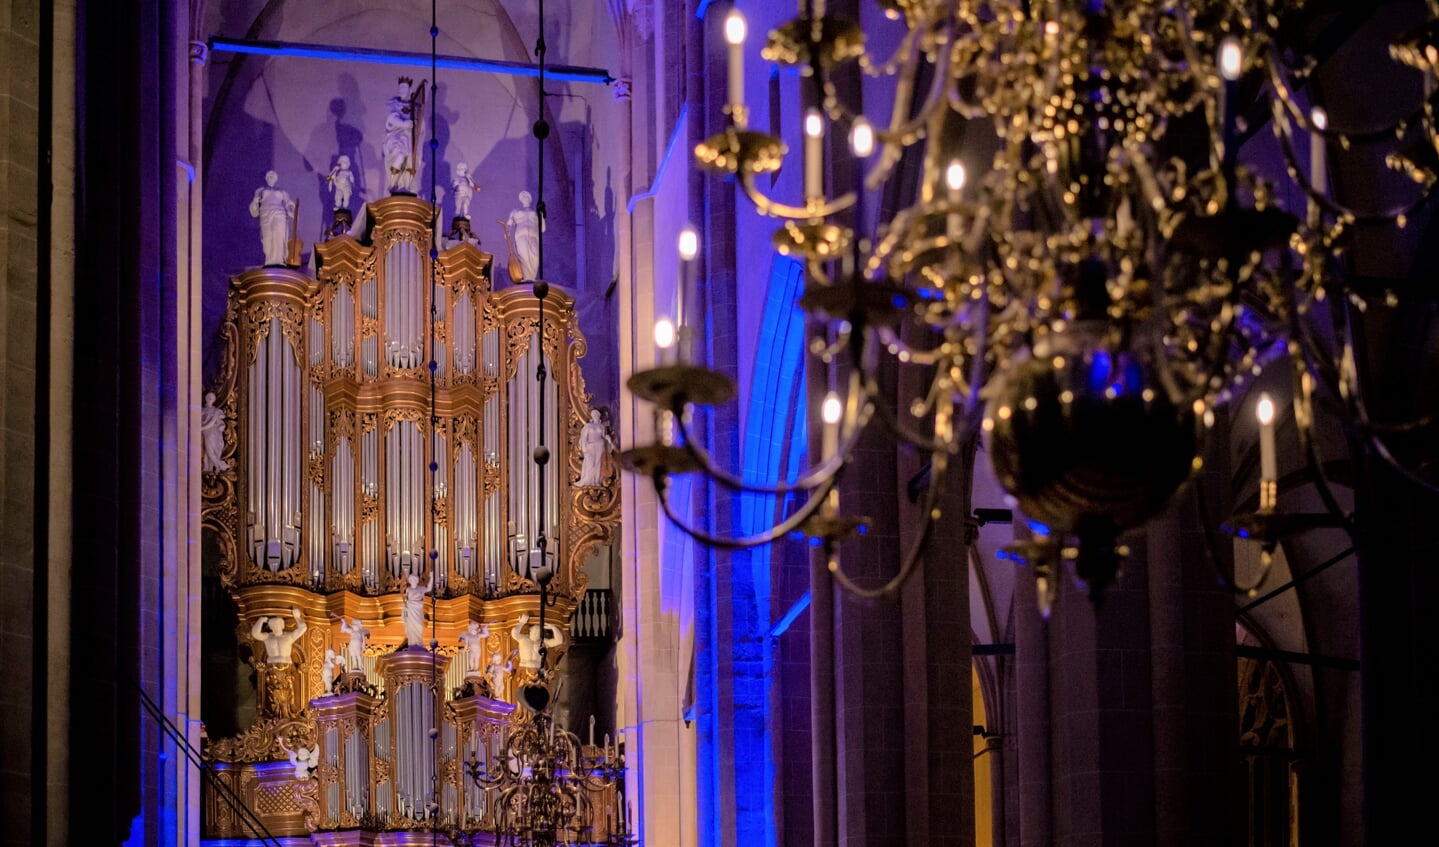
[725,12,746,120]
[821,391,842,459]
[1217,37,1241,153]
[677,225,698,359]
[804,109,824,202]
[1218,37,1242,82]
[1256,393,1277,484]
[1310,107,1328,202]
[589,714,596,747]
[945,159,965,242]
[654,317,675,367]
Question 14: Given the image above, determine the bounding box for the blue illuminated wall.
[696,255,808,847]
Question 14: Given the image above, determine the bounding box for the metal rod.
[207,36,614,85]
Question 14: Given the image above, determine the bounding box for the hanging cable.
[531,0,555,708]
[426,0,441,838]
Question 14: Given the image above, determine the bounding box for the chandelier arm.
[1331,299,1439,494]
[653,468,842,550]
[1267,51,1436,143]
[1285,245,1347,408]
[737,169,857,219]
[671,404,866,495]
[1268,82,1438,225]
[825,448,949,600]
[1191,454,1276,595]
[1122,0,1226,171]
[855,11,922,77]
[874,325,948,366]
[830,13,955,148]
[859,367,965,455]
[852,312,967,454]
[1282,301,1361,533]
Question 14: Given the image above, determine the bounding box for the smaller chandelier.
[466,708,633,847]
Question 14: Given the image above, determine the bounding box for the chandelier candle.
[1256,394,1278,509]
[805,109,824,204]
[946,160,965,242]
[725,11,747,123]
[1310,107,1329,217]
[678,225,699,361]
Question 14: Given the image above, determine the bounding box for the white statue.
[249,170,296,266]
[320,648,344,695]
[287,743,319,781]
[506,190,544,281]
[401,570,434,648]
[511,612,565,671]
[201,391,228,473]
[458,621,490,675]
[250,607,308,665]
[452,162,476,218]
[339,616,370,671]
[326,155,355,210]
[485,651,513,698]
[578,409,615,487]
[383,77,425,194]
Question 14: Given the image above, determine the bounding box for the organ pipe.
[214,198,616,609]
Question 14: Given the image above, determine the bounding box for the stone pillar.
[1008,497,1238,846]
[0,0,47,842]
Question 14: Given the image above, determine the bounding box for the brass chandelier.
[466,708,632,846]
[623,1,1439,608]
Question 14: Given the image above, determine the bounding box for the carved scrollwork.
[206,716,316,764]
[562,319,621,592]
[504,317,536,383]
[482,458,502,499]
[240,564,312,587]
[359,493,379,526]
[331,408,356,441]
[481,374,501,400]
[244,300,307,368]
[451,416,477,449]
[294,779,321,833]
[307,454,325,488]
[382,406,426,432]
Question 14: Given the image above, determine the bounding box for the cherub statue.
[486,650,513,699]
[285,741,320,781]
[511,612,565,671]
[338,615,370,671]
[320,648,344,695]
[458,620,490,676]
[326,154,355,211]
[452,162,476,219]
[200,391,228,473]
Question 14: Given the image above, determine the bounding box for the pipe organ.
[200,195,621,841]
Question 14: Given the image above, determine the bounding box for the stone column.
[1009,496,1239,846]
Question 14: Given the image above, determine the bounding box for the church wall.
[197,0,628,410]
